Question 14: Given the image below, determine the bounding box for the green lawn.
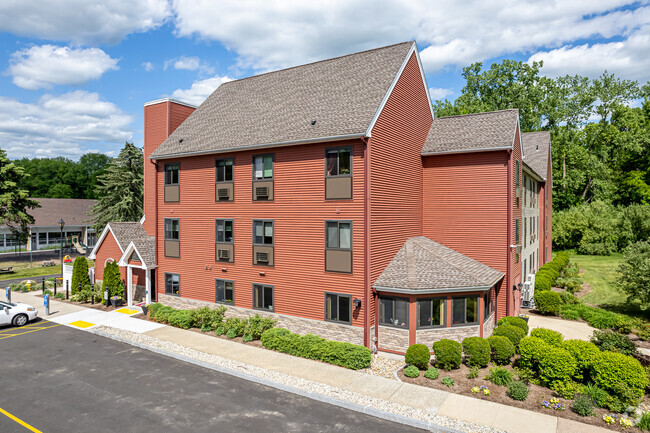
[0,260,62,281]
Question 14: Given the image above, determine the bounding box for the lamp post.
[58,219,65,278]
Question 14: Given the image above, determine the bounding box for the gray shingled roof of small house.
[27,198,95,227]
[150,41,415,159]
[130,236,155,267]
[108,222,149,251]
[421,109,519,155]
[373,236,503,293]
[522,131,550,181]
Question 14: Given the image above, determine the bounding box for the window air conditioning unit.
[515,188,522,198]
[217,188,230,200]
[515,245,522,254]
[256,186,269,199]
[256,252,269,263]
[217,249,230,260]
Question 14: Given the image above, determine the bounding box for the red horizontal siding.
[509,127,523,317]
[93,231,126,283]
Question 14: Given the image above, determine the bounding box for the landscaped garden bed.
[398,315,650,432]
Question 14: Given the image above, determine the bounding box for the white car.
[0,300,38,327]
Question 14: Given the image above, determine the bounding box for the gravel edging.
[91,326,504,433]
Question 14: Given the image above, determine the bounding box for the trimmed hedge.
[497,316,529,335]
[530,328,563,346]
[492,324,526,347]
[518,336,549,370]
[405,344,431,370]
[462,337,490,368]
[590,351,648,400]
[260,328,371,370]
[535,252,570,291]
[486,335,515,365]
[432,339,462,370]
[537,346,577,385]
[561,339,600,377]
[534,291,562,315]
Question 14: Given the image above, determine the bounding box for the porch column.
[145,268,151,305]
[127,266,133,307]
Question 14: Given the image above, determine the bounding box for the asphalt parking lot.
[0,320,424,433]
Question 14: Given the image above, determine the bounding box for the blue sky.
[0,0,648,160]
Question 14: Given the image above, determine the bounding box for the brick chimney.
[142,98,196,236]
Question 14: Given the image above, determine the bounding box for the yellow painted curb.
[69,320,95,328]
[115,308,139,315]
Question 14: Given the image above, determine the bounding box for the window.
[324,293,351,324]
[215,219,233,243]
[325,221,351,249]
[165,163,179,185]
[523,218,526,247]
[484,291,493,320]
[215,279,234,304]
[452,296,479,325]
[253,284,273,311]
[216,158,234,182]
[165,273,180,296]
[326,148,351,176]
[164,219,179,240]
[253,220,273,245]
[379,296,409,328]
[524,259,527,276]
[417,298,445,328]
[515,219,520,244]
[515,160,520,189]
[253,154,273,179]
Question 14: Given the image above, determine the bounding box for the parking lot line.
[0,324,61,340]
[0,407,43,433]
[0,322,45,333]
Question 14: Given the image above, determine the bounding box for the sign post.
[44,294,50,316]
[5,286,10,303]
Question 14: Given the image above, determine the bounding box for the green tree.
[0,149,40,242]
[617,240,650,305]
[102,260,123,300]
[71,256,90,294]
[90,142,143,231]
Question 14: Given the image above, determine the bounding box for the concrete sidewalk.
[5,290,612,433]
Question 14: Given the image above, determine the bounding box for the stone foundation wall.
[483,313,496,337]
[416,325,481,347]
[157,294,364,346]
[377,325,409,352]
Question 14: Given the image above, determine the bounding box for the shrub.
[226,328,238,339]
[168,310,194,329]
[507,380,529,401]
[559,291,580,305]
[590,351,649,401]
[617,240,650,304]
[492,325,526,347]
[222,317,247,337]
[534,291,562,315]
[242,334,253,342]
[102,260,122,299]
[214,326,225,336]
[537,346,577,385]
[244,314,277,340]
[71,256,90,294]
[404,365,420,378]
[590,330,637,355]
[560,340,600,377]
[462,337,490,368]
[441,377,454,387]
[580,308,619,329]
[424,367,439,380]
[54,292,65,300]
[613,316,634,334]
[580,383,610,408]
[44,289,53,296]
[260,328,371,370]
[485,367,513,386]
[518,336,549,369]
[551,380,582,399]
[191,306,227,330]
[572,394,594,416]
[486,336,515,365]
[530,328,563,346]
[467,366,480,379]
[405,344,431,370]
[497,316,529,335]
[638,412,650,431]
[560,304,583,320]
[432,339,462,370]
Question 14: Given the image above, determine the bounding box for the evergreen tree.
[90,142,143,231]
[0,148,39,243]
[103,261,122,299]
[71,256,90,294]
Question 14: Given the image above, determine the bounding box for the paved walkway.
[526,312,596,341]
[6,291,612,433]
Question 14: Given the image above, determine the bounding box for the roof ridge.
[220,41,414,86]
[434,108,519,121]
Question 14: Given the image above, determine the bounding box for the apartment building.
[90,41,552,354]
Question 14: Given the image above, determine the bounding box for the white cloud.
[527,25,650,81]
[164,55,215,75]
[0,0,171,44]
[170,75,232,106]
[0,91,132,159]
[8,45,119,90]
[172,0,650,83]
[429,87,453,100]
[142,61,155,72]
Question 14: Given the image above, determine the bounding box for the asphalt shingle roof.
[27,198,95,227]
[421,109,519,155]
[374,237,503,292]
[150,41,414,159]
[522,131,550,180]
[106,222,155,266]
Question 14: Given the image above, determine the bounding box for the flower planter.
[110,298,123,308]
[141,305,148,316]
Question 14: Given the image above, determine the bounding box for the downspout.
[153,159,159,302]
[362,136,372,349]
[506,149,512,317]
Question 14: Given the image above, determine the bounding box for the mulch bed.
[398,363,644,432]
[35,293,120,312]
